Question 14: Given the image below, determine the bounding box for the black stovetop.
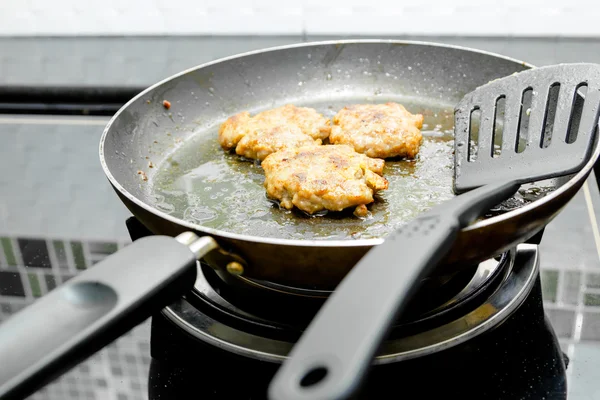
[147,274,568,400]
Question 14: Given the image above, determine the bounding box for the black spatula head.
[454,63,600,194]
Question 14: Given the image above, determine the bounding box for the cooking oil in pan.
[151,98,555,241]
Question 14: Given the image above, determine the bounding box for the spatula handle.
[268,180,520,400]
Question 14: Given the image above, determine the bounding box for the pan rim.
[99,39,596,247]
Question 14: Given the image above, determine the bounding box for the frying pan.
[100,40,591,288]
[0,40,598,400]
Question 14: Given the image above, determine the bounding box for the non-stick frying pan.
[100,40,594,287]
[0,40,598,399]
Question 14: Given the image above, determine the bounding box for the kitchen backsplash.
[1,232,599,335]
[1,0,599,37]
[0,236,128,300]
[0,236,148,400]
[1,229,600,400]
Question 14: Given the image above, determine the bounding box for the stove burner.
[161,244,537,364]
[185,251,511,342]
[151,244,567,399]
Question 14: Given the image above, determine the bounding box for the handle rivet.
[226,261,244,276]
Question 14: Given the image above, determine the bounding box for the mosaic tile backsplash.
[1,221,600,400]
[0,236,150,400]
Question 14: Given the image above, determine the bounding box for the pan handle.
[268,180,520,400]
[0,232,217,400]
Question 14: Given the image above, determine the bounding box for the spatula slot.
[566,83,588,144]
[469,107,481,162]
[517,88,533,153]
[541,83,561,148]
[492,96,505,158]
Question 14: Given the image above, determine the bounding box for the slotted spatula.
[269,63,600,400]
[454,63,600,193]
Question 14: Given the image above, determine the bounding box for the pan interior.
[103,42,569,243]
[150,96,555,241]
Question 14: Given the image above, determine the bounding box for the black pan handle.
[0,233,218,400]
[268,180,520,400]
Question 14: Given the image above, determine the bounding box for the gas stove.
[123,217,568,400]
[1,37,599,400]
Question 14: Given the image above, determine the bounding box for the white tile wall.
[0,116,132,242]
[1,0,600,37]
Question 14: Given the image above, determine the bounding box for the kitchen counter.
[1,36,600,400]
[3,36,600,88]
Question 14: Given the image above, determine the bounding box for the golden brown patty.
[235,125,320,161]
[330,102,424,159]
[261,145,388,217]
[218,104,331,160]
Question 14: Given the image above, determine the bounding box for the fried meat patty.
[330,102,424,159]
[218,104,331,160]
[235,125,320,161]
[261,145,388,217]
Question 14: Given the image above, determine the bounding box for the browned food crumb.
[137,170,148,181]
[162,100,171,109]
[153,140,158,144]
[261,145,387,216]
[146,100,151,104]
[218,104,331,160]
[145,156,149,159]
[353,204,368,217]
[148,161,154,168]
[330,102,424,159]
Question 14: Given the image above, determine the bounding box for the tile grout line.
[0,240,7,268]
[9,237,24,266]
[573,273,586,346]
[556,268,566,307]
[82,241,92,270]
[46,238,61,277]
[585,287,600,294]
[36,270,48,295]
[63,240,77,277]
[17,269,33,301]
[544,303,600,313]
[543,267,600,274]
[101,349,118,400]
